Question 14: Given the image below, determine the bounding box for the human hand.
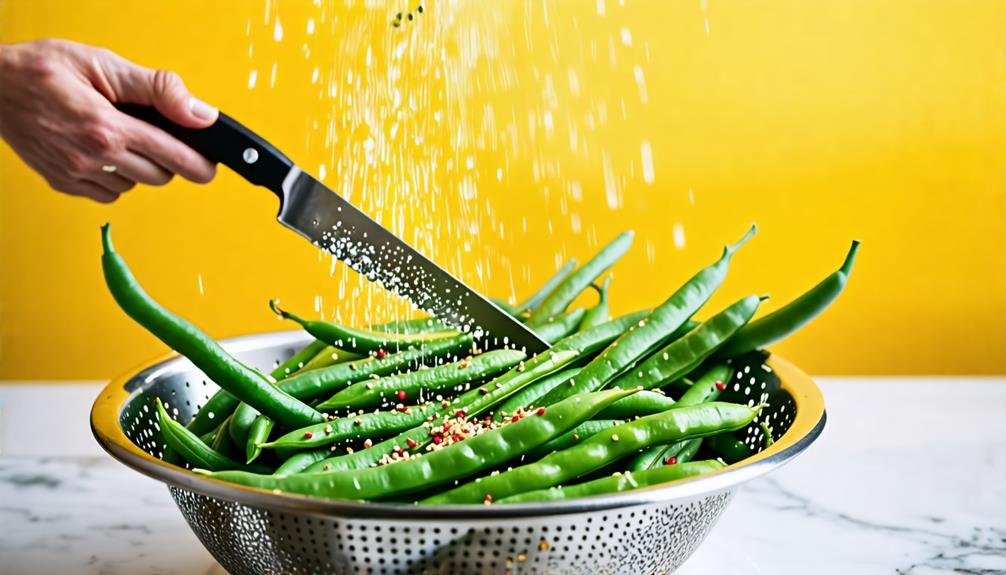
[0,39,218,203]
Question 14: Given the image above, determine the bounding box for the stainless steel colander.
[91,331,825,574]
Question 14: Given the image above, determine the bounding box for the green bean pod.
[372,317,450,334]
[276,335,474,401]
[269,340,328,381]
[273,449,328,475]
[245,415,274,463]
[578,277,612,331]
[201,388,639,501]
[209,414,238,458]
[303,350,581,473]
[528,232,634,326]
[594,390,677,419]
[498,460,724,503]
[295,346,364,374]
[270,300,459,352]
[155,399,270,473]
[422,401,760,504]
[317,349,526,411]
[261,402,442,452]
[609,295,762,391]
[717,240,860,358]
[101,225,322,429]
[534,308,587,344]
[494,368,582,421]
[526,419,624,459]
[537,225,755,405]
[514,259,578,315]
[706,433,754,464]
[625,364,731,471]
[186,390,240,435]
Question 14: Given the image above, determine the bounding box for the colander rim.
[91,330,825,519]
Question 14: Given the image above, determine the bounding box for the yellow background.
[1,0,1004,379]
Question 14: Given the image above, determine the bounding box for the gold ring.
[101,164,118,173]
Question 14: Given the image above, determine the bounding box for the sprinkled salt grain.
[673,224,686,249]
[247,69,257,89]
[640,141,655,184]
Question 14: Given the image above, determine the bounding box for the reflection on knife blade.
[278,167,551,355]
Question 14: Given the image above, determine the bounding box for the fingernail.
[188,96,218,121]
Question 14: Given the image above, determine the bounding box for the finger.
[118,113,216,183]
[85,171,137,194]
[110,149,174,186]
[97,53,218,128]
[53,179,121,204]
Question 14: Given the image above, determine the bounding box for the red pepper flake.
[714,380,726,391]
[406,438,418,448]
[536,407,546,416]
[433,435,443,445]
[304,431,314,439]
[393,445,402,453]
[396,389,407,400]
[454,409,466,418]
[479,388,489,395]
[375,348,387,359]
[484,493,493,503]
[511,414,520,423]
[572,433,580,441]
[363,438,373,449]
[666,456,678,465]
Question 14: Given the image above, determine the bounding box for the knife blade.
[117,105,550,354]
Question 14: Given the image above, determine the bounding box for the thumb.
[113,63,218,128]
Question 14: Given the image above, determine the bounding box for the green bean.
[528,232,634,326]
[273,449,328,475]
[706,433,754,464]
[186,390,239,435]
[210,414,235,456]
[550,310,651,355]
[537,226,755,406]
[372,317,450,334]
[514,259,578,314]
[276,335,474,402]
[101,225,322,430]
[626,364,731,471]
[296,346,364,374]
[608,295,761,391]
[317,349,526,411]
[421,401,760,504]
[228,402,260,447]
[594,390,677,419]
[269,340,328,381]
[526,419,623,460]
[498,460,724,503]
[717,240,860,358]
[534,308,587,343]
[270,300,459,352]
[155,399,270,473]
[200,389,638,501]
[245,415,274,463]
[261,401,441,452]
[579,277,611,331]
[494,368,582,421]
[760,421,775,449]
[303,350,581,472]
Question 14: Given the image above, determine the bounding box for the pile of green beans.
[101,224,857,505]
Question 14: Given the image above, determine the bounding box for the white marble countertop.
[1,378,1004,575]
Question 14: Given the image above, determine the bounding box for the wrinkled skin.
[0,39,217,202]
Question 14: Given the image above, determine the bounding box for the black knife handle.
[116,104,293,198]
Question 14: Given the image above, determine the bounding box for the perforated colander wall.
[170,487,733,575]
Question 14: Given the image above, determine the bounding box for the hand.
[0,39,217,203]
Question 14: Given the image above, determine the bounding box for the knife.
[117,105,550,355]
